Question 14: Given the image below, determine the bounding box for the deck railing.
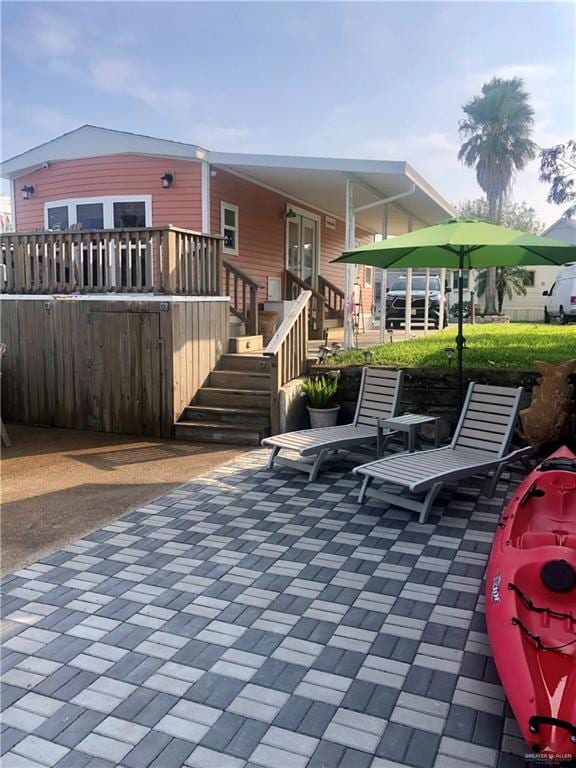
[285,270,326,340]
[264,290,311,434]
[0,226,223,296]
[223,259,259,336]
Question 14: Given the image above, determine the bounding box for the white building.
[499,217,576,322]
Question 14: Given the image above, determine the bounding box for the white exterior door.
[286,213,318,287]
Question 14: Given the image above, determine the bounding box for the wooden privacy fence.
[1,296,229,438]
[0,226,222,296]
[265,290,311,434]
[223,259,259,335]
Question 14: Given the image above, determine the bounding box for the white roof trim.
[1,125,206,178]
[206,150,407,176]
[1,124,455,224]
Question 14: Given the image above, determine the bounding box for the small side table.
[379,413,440,454]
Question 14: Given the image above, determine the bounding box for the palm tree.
[475,266,533,315]
[458,77,537,314]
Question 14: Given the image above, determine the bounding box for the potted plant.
[301,373,340,428]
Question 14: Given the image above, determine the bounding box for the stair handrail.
[264,289,311,434]
[284,270,325,304]
[223,259,260,336]
[285,269,326,340]
[318,274,345,316]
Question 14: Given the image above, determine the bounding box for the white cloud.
[89,57,196,113]
[19,10,80,59]
[481,63,558,84]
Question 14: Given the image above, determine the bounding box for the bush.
[301,373,339,408]
[449,301,479,319]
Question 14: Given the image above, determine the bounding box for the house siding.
[12,154,374,318]
[210,168,374,313]
[13,156,203,232]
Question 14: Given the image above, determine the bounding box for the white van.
[543,263,576,324]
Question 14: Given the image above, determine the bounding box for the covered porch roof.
[206,151,455,235]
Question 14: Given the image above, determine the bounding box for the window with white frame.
[221,202,239,255]
[364,266,373,288]
[44,196,152,231]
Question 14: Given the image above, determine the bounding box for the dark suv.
[385,274,448,329]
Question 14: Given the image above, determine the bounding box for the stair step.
[181,405,270,427]
[175,421,269,446]
[196,388,271,409]
[210,370,271,391]
[219,354,271,372]
[229,336,264,354]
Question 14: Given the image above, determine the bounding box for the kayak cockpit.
[507,472,576,550]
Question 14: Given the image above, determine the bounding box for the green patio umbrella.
[333,217,576,409]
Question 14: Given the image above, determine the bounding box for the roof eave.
[1,124,206,179]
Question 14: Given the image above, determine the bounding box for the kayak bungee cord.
[508,582,576,623]
[512,617,576,653]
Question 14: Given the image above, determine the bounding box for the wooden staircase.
[175,336,272,445]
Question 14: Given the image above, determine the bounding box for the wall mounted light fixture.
[21,185,35,200]
[283,208,297,220]
[161,172,174,188]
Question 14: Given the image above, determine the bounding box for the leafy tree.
[539,140,576,218]
[475,266,533,315]
[458,199,543,234]
[458,77,537,314]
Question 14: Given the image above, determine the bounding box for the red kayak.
[486,446,576,761]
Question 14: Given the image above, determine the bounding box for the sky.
[1,1,574,226]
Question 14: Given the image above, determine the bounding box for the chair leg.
[520,454,533,472]
[483,466,503,498]
[309,449,329,482]
[418,483,442,524]
[266,446,280,471]
[0,418,11,448]
[358,475,372,504]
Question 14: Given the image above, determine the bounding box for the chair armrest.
[501,445,534,464]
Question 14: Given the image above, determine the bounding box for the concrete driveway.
[1,425,247,575]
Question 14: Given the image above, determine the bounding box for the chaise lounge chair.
[355,382,532,524]
[262,367,404,481]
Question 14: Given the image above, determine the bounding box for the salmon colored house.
[1,125,455,443]
[2,125,454,340]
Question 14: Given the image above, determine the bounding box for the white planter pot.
[307,405,340,429]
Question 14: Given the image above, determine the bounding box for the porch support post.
[424,268,430,335]
[379,204,388,344]
[404,215,413,340]
[439,267,447,329]
[201,161,211,233]
[344,178,355,349]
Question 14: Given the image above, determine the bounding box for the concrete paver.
[1,448,527,766]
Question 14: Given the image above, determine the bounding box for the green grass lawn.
[333,324,576,369]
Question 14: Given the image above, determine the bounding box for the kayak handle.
[529,716,576,743]
[538,458,576,473]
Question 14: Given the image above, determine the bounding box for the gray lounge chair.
[262,368,404,481]
[355,382,532,524]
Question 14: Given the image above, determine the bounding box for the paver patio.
[1,448,530,768]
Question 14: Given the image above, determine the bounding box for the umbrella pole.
[456,248,466,411]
